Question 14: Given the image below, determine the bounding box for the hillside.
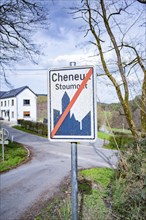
[98,96,141,130]
[37,95,47,122]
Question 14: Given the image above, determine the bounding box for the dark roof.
[37,94,47,96]
[0,86,36,99]
[0,91,6,98]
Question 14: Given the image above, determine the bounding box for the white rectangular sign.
[48,66,97,142]
[0,140,9,145]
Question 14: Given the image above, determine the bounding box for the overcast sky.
[1,0,145,103]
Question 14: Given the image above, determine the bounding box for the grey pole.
[2,128,5,161]
[70,61,78,220]
[71,142,78,220]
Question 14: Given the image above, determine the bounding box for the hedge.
[109,134,134,149]
[21,120,48,136]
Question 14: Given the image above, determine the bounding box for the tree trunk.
[83,0,142,141]
[141,71,146,135]
[122,100,140,141]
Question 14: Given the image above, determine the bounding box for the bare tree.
[0,0,47,80]
[71,0,146,140]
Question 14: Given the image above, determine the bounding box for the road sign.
[0,128,9,140]
[0,128,9,160]
[0,140,9,145]
[48,66,97,141]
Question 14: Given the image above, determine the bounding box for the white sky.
[0,0,145,103]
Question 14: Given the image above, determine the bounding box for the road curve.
[0,124,119,220]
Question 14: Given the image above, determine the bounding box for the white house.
[0,86,37,123]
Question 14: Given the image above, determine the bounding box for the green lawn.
[0,141,28,172]
[98,131,112,140]
[98,128,132,141]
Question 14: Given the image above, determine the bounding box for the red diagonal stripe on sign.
[51,68,93,138]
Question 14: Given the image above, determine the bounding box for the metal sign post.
[2,128,5,161]
[48,64,97,220]
[0,128,9,160]
[71,142,78,220]
[70,62,78,220]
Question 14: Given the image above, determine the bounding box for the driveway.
[0,124,119,220]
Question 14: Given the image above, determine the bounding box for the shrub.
[17,119,24,125]
[109,134,134,149]
[110,139,146,220]
[21,120,48,136]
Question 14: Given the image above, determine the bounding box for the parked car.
[0,117,4,120]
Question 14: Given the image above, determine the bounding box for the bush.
[109,134,134,149]
[21,120,48,136]
[112,131,131,136]
[110,139,146,219]
[17,119,24,125]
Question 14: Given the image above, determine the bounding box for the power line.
[3,69,48,71]
[1,69,48,75]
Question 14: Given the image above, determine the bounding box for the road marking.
[51,68,93,138]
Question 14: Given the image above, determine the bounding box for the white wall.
[0,88,37,122]
[17,88,37,121]
[0,97,17,121]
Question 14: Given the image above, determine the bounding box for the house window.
[23,99,30,105]
[1,101,3,107]
[12,99,14,106]
[23,111,30,117]
[4,101,6,106]
[12,111,14,118]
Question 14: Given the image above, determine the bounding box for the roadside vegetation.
[14,120,48,137]
[0,141,28,172]
[13,125,46,137]
[35,139,145,220]
[98,131,111,140]
[36,168,114,220]
[110,139,146,219]
[98,129,135,150]
[12,122,144,219]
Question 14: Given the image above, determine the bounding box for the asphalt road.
[0,124,119,220]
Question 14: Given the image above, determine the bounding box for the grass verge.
[35,168,114,220]
[0,141,28,172]
[98,131,135,150]
[98,131,111,140]
[13,125,39,135]
[13,125,47,137]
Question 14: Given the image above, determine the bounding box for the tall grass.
[0,141,27,172]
